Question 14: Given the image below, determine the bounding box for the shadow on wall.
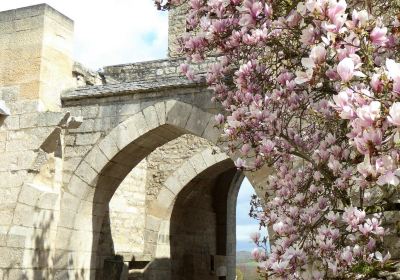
[4,208,86,280]
[0,115,6,127]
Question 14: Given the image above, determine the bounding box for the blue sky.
[237,178,261,251]
[1,1,260,252]
[0,0,169,70]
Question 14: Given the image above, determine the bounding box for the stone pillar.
[0,5,74,279]
[0,4,74,111]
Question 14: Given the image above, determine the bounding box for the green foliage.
[351,261,398,279]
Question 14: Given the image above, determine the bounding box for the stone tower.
[168,3,187,57]
[0,4,74,112]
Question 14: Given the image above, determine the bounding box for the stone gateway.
[0,4,271,280]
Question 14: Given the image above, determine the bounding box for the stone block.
[60,192,80,213]
[143,105,159,130]
[37,111,64,127]
[4,115,19,130]
[111,122,139,151]
[164,176,182,195]
[58,209,77,229]
[98,133,119,160]
[189,153,208,174]
[54,227,73,251]
[175,161,196,186]
[76,132,101,146]
[156,189,175,210]
[201,148,217,167]
[19,113,39,128]
[75,160,98,186]
[154,101,166,125]
[64,145,91,158]
[81,105,99,118]
[131,112,149,136]
[18,183,44,206]
[67,175,92,199]
[73,118,95,133]
[146,216,161,232]
[185,106,210,137]
[0,247,23,268]
[6,226,29,248]
[201,115,221,144]
[12,203,36,227]
[84,146,109,173]
[98,105,117,117]
[118,103,141,116]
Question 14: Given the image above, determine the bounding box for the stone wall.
[0,4,75,279]
[146,134,212,201]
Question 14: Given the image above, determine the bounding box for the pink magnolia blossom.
[356,101,381,127]
[241,143,251,155]
[250,232,261,243]
[235,158,246,169]
[341,247,354,265]
[327,0,347,23]
[158,0,399,277]
[377,171,400,186]
[370,74,383,93]
[387,102,400,126]
[337,57,355,82]
[310,45,327,64]
[370,26,388,46]
[387,59,400,78]
[386,59,400,94]
[270,259,289,274]
[215,113,225,124]
[350,9,369,27]
[251,248,261,260]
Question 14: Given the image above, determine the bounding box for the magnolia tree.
[156,0,400,278]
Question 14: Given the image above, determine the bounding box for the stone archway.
[55,100,223,278]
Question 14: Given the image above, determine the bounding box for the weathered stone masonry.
[0,4,274,280]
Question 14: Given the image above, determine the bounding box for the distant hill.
[236,251,252,263]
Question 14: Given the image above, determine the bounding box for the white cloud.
[0,0,168,69]
[236,224,262,242]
